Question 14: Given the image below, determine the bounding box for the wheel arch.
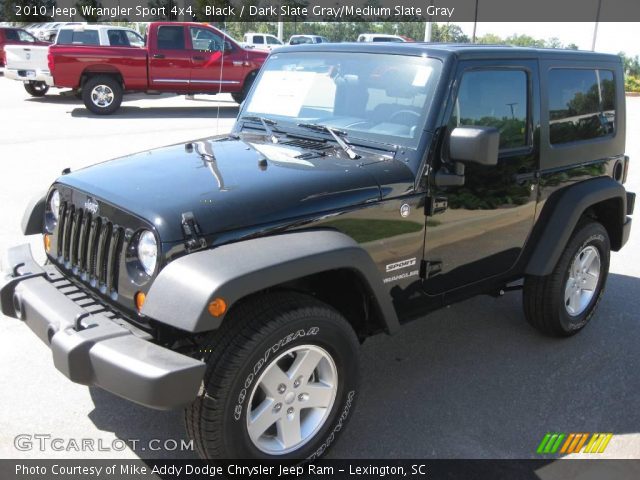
[80,67,124,90]
[142,230,399,336]
[525,176,628,277]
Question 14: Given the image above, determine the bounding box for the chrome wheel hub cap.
[91,85,114,107]
[565,245,601,316]
[246,344,337,455]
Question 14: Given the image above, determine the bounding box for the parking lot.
[0,75,639,460]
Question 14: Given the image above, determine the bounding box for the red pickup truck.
[48,22,269,114]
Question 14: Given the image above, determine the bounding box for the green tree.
[477,33,503,45]
[432,23,469,43]
[619,52,640,76]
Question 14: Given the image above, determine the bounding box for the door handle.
[192,55,205,61]
[152,54,165,59]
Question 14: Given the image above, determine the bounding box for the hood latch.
[181,212,207,253]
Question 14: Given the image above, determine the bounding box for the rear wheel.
[523,220,610,336]
[82,75,123,115]
[24,81,49,97]
[185,292,359,459]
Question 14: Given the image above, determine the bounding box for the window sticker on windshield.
[246,70,317,117]
[249,143,314,167]
[412,66,433,87]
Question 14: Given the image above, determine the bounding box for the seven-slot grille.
[53,200,124,295]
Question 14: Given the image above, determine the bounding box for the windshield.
[242,51,442,148]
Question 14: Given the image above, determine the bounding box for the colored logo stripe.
[537,433,565,454]
[537,433,613,454]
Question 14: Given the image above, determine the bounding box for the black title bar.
[3,0,640,22]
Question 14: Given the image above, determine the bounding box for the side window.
[107,30,128,46]
[253,36,264,45]
[548,68,616,144]
[452,69,528,150]
[189,27,224,51]
[125,31,145,48]
[17,30,35,43]
[157,26,185,50]
[56,30,99,45]
[5,29,19,41]
[266,36,280,45]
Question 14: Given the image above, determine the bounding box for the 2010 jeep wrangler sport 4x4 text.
[1,44,635,459]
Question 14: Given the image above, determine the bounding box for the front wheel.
[24,81,49,97]
[82,75,123,115]
[185,292,359,460]
[523,220,610,337]
[231,72,257,104]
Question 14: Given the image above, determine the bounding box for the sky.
[454,22,640,57]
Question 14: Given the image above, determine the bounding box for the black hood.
[57,134,409,242]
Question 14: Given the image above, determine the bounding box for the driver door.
[423,60,540,296]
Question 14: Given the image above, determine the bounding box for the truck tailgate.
[5,44,49,71]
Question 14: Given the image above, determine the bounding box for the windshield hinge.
[181,212,207,253]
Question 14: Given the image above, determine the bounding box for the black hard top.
[274,42,621,63]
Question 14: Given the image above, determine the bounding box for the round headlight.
[137,230,157,276]
[49,190,60,220]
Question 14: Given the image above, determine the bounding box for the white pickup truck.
[4,24,144,97]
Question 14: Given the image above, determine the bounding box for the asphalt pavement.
[0,76,638,461]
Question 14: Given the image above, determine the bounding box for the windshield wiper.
[297,123,360,160]
[241,115,279,144]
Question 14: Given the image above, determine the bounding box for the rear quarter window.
[548,68,616,145]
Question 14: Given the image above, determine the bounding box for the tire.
[523,220,610,337]
[185,291,360,460]
[24,81,49,97]
[82,75,123,115]
[231,72,257,104]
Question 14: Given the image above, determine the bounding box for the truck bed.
[50,45,148,90]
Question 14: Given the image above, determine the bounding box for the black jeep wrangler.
[1,44,634,459]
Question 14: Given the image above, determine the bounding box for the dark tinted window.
[548,69,615,144]
[253,36,264,44]
[373,37,402,42]
[157,26,185,50]
[107,30,129,46]
[452,69,528,149]
[4,29,19,41]
[56,29,99,45]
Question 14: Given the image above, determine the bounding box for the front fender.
[21,190,47,236]
[142,230,399,334]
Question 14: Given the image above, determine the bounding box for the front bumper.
[4,68,54,86]
[1,244,205,410]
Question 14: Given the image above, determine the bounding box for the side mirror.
[449,126,500,166]
[224,41,233,53]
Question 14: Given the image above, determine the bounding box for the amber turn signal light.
[135,291,146,312]
[208,298,227,317]
[43,234,51,253]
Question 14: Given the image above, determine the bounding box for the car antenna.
[216,22,226,136]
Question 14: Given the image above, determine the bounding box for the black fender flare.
[142,230,400,334]
[525,176,628,277]
[21,190,47,236]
